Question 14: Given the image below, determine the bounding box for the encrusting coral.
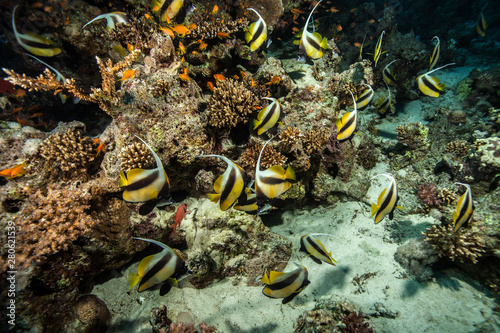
[38,127,99,178]
[74,294,111,333]
[422,224,486,264]
[16,184,97,268]
[207,78,259,129]
[119,142,154,172]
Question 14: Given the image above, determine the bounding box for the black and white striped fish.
[416,63,455,98]
[261,262,310,304]
[253,97,282,135]
[377,81,392,114]
[370,173,401,224]
[299,0,330,60]
[128,238,186,296]
[245,8,268,52]
[300,234,337,266]
[11,5,61,57]
[255,138,295,202]
[453,182,475,232]
[476,4,488,37]
[83,12,128,31]
[119,136,171,215]
[336,90,358,142]
[382,59,399,87]
[197,155,249,211]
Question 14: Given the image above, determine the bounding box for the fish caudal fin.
[128,272,141,290]
[119,171,129,186]
[253,119,261,130]
[371,203,379,218]
[320,37,330,49]
[285,166,296,181]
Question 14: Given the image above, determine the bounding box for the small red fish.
[96,142,105,156]
[214,74,225,82]
[171,203,188,233]
[207,81,214,92]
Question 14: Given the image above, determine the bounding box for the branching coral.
[2,50,141,116]
[16,184,97,268]
[279,126,303,152]
[207,78,259,129]
[445,140,471,159]
[119,142,154,172]
[240,142,287,169]
[303,128,330,156]
[39,127,98,178]
[190,17,249,39]
[422,224,486,264]
[396,122,429,150]
[416,183,442,208]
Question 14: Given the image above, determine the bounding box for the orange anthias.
[172,25,191,36]
[0,162,27,179]
[171,203,188,233]
[119,69,136,82]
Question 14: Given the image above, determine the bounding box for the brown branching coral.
[207,78,259,129]
[303,128,330,156]
[436,188,457,207]
[2,50,141,116]
[445,140,471,159]
[16,184,97,268]
[279,126,303,152]
[39,128,98,178]
[422,224,486,264]
[119,142,154,172]
[240,142,286,169]
[190,17,249,39]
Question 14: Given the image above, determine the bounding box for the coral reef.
[303,128,331,156]
[396,122,429,151]
[416,183,442,208]
[422,224,486,264]
[444,140,472,159]
[240,141,287,170]
[119,141,154,171]
[74,294,111,333]
[279,126,304,152]
[207,78,259,129]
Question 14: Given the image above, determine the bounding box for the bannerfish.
[253,97,282,135]
[429,36,440,71]
[11,5,61,57]
[261,262,310,304]
[119,136,172,215]
[336,90,358,142]
[300,234,337,266]
[26,54,80,104]
[377,81,392,114]
[453,183,475,232]
[476,3,488,37]
[416,63,455,98]
[370,173,402,224]
[373,30,386,67]
[245,8,268,52]
[299,0,330,60]
[233,188,259,214]
[255,138,295,203]
[128,237,186,296]
[197,155,248,211]
[355,84,374,111]
[157,0,195,23]
[382,59,399,87]
[82,12,128,30]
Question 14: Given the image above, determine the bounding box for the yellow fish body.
[245,8,268,52]
[416,63,455,98]
[261,262,310,304]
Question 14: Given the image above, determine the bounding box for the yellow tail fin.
[128,272,141,290]
[207,193,221,203]
[371,203,379,218]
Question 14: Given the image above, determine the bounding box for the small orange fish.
[329,7,339,13]
[212,5,219,14]
[350,8,357,13]
[0,162,26,180]
[178,41,186,55]
[145,13,153,21]
[171,203,188,233]
[127,43,134,52]
[172,25,191,36]
[96,142,105,156]
[63,18,71,25]
[17,118,32,127]
[207,81,215,92]
[118,69,135,82]
[368,19,375,23]
[93,138,101,145]
[34,122,48,127]
[354,42,362,48]
[291,8,305,14]
[216,32,231,39]
[253,106,262,110]
[198,42,208,50]
[159,26,174,38]
[152,5,160,12]
[27,104,40,112]
[351,22,358,28]
[11,107,23,114]
[14,89,26,98]
[250,78,257,87]
[240,71,247,78]
[336,24,343,32]
[179,68,190,82]
[233,75,239,80]
[31,2,43,8]
[214,74,225,82]
[188,23,197,30]
[29,112,43,118]
[292,27,299,32]
[265,76,281,85]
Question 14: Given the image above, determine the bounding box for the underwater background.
[0,0,499,332]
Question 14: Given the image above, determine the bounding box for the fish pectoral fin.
[282,292,299,304]
[128,272,141,290]
[310,256,323,265]
[371,203,379,218]
[207,192,221,204]
[139,200,157,215]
